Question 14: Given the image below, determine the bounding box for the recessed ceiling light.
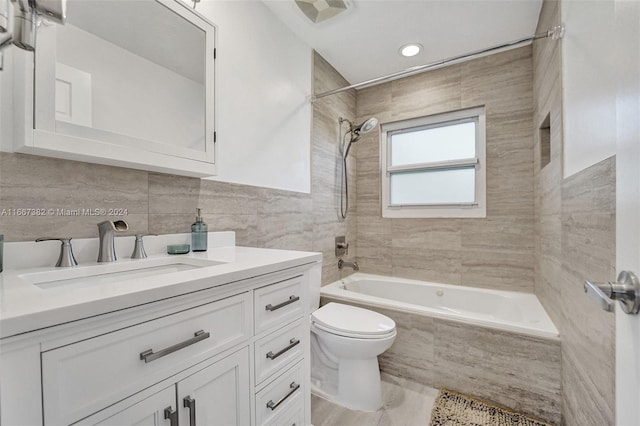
[399,43,423,57]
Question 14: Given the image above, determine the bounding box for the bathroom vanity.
[0,233,321,425]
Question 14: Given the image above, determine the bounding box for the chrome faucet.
[97,220,128,262]
[338,259,359,271]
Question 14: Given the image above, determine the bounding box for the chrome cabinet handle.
[265,295,300,311]
[183,396,196,426]
[266,338,300,360]
[164,406,178,426]
[584,271,640,314]
[140,330,210,363]
[266,382,300,411]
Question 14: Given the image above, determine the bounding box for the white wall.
[561,0,617,178]
[194,0,312,193]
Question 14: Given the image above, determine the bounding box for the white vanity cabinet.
[252,274,309,425]
[81,346,251,426]
[41,292,252,425]
[0,261,318,426]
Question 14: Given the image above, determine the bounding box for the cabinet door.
[177,347,250,426]
[83,386,177,426]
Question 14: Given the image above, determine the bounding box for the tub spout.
[338,259,359,271]
[97,220,128,262]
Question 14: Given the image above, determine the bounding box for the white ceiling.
[263,0,543,85]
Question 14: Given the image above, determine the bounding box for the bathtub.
[319,273,562,423]
[321,273,558,339]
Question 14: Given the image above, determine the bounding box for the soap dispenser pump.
[191,208,208,252]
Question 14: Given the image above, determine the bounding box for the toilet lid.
[311,302,396,337]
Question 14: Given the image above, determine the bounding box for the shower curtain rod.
[311,24,565,102]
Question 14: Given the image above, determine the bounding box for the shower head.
[340,116,378,159]
[340,117,378,144]
[352,117,378,137]
[338,116,377,220]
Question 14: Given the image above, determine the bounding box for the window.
[380,107,486,218]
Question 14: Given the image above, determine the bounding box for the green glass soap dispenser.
[191,208,208,252]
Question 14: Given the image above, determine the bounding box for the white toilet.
[309,298,397,411]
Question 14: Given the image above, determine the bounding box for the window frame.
[380,106,486,218]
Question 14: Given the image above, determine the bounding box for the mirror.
[17,0,216,177]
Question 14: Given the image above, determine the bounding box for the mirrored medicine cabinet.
[13,0,216,177]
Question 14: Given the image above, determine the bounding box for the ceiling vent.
[294,0,351,24]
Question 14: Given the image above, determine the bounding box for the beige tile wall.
[0,52,356,286]
[533,0,617,424]
[354,47,535,292]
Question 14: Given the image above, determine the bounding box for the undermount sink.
[19,257,225,291]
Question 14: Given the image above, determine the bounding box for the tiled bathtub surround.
[0,52,355,285]
[354,46,535,292]
[533,0,616,424]
[321,296,561,424]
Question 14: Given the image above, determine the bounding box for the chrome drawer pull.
[183,396,196,426]
[164,406,178,426]
[266,338,300,360]
[265,295,300,311]
[140,330,210,363]
[266,382,300,411]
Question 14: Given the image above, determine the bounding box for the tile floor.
[311,373,440,426]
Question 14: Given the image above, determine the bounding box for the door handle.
[183,396,196,426]
[584,271,640,314]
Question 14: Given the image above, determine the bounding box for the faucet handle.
[36,237,78,267]
[131,234,157,259]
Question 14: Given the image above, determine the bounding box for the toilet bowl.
[310,302,396,411]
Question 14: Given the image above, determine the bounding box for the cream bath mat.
[429,389,551,426]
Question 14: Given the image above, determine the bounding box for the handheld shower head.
[340,116,378,160]
[352,117,378,137]
[340,116,378,144]
[338,116,378,219]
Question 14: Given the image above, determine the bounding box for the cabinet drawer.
[264,396,304,426]
[255,361,304,426]
[42,292,251,426]
[254,275,304,335]
[255,319,306,385]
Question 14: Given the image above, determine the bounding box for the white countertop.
[0,234,321,339]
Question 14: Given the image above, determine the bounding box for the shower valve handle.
[335,236,349,256]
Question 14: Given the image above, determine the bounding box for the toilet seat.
[311,322,397,339]
[311,303,396,339]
